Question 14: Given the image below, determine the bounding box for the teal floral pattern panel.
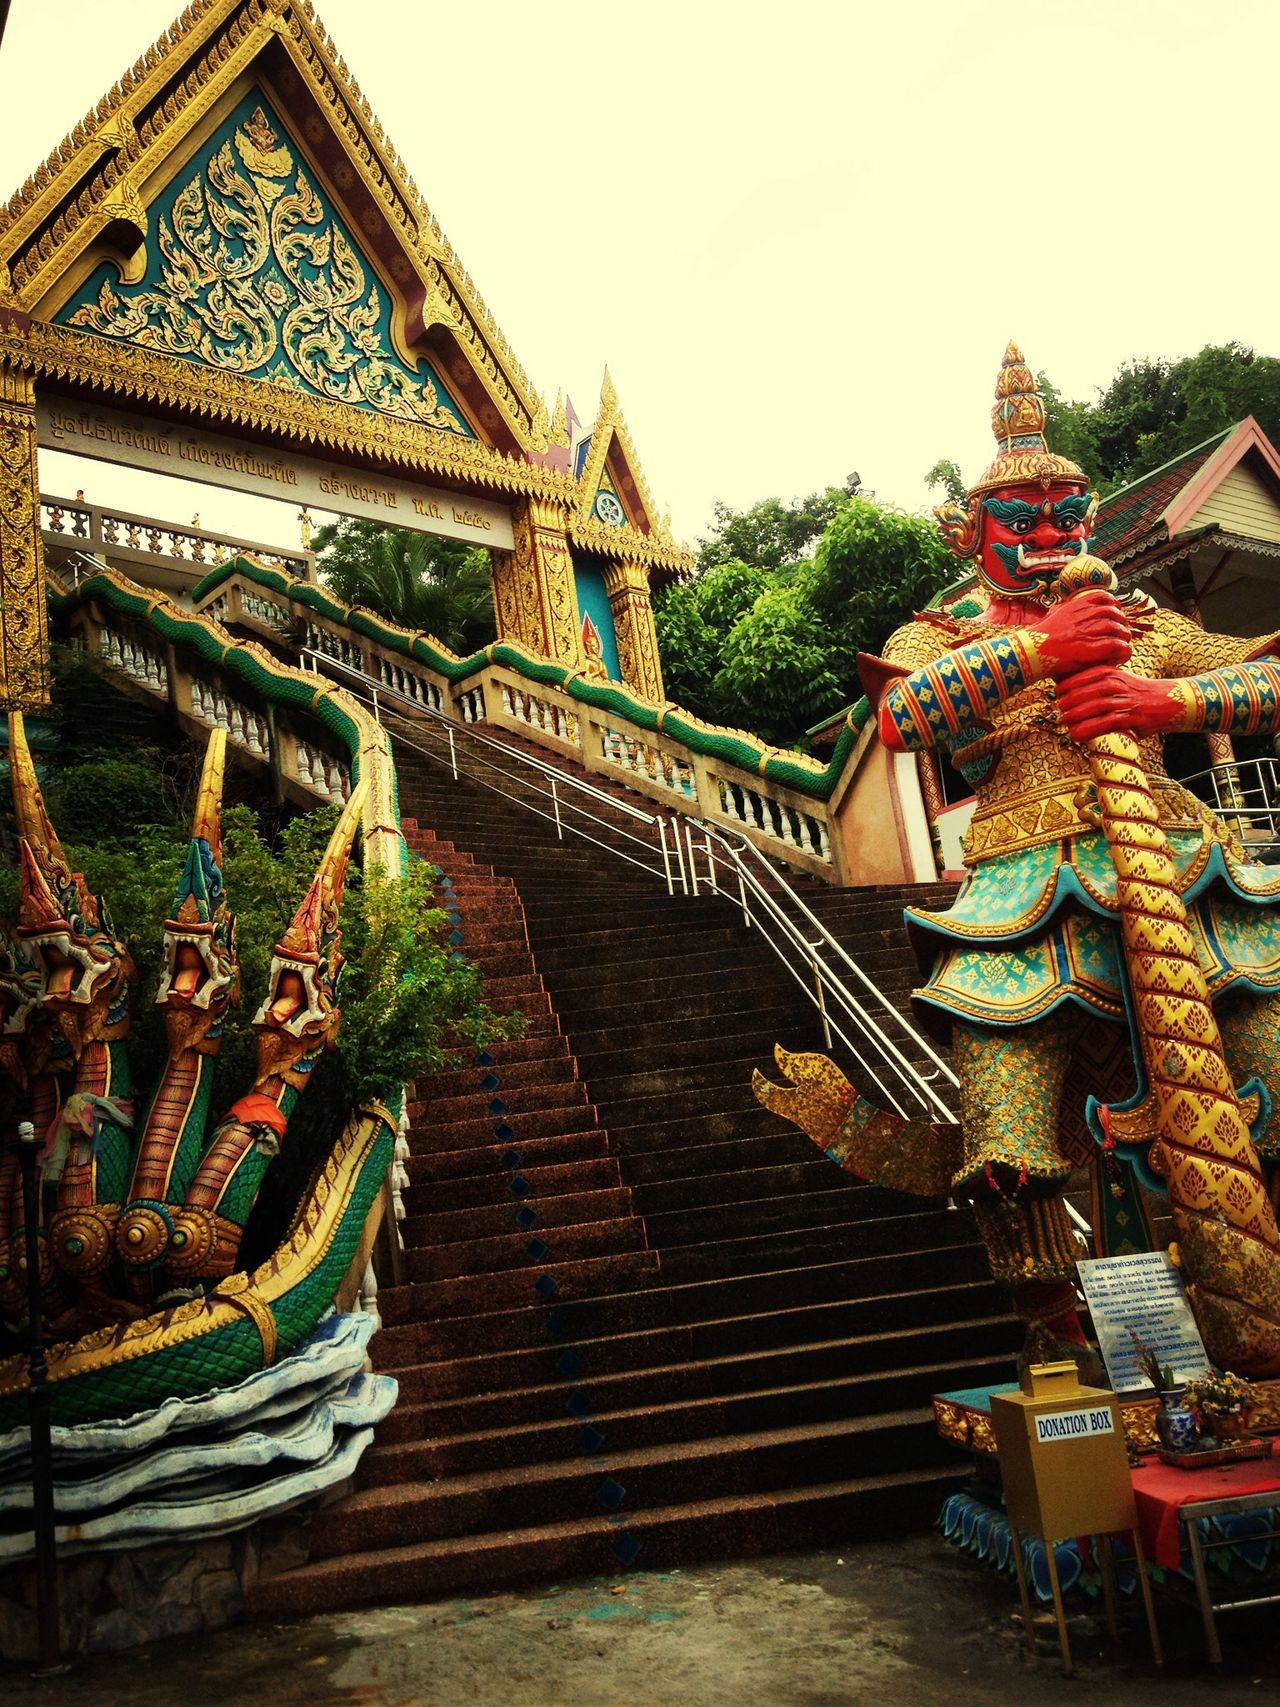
[58,93,471,434]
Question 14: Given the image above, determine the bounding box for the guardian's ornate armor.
[758,344,1280,1372]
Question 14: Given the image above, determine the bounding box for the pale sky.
[2,0,1277,557]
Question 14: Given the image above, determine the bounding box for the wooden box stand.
[991,1361,1163,1676]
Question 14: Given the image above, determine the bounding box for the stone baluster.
[357,1260,380,1331]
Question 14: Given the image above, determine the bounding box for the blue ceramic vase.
[1155,1388,1200,1452]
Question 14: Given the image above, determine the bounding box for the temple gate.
[0,0,689,710]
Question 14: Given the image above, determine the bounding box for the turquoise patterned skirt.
[907,832,1280,1036]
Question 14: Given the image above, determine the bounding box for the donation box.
[991,1361,1136,1539]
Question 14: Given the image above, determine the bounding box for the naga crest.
[8,715,136,1059]
[1,715,367,1322]
[157,729,239,1057]
[252,787,366,1086]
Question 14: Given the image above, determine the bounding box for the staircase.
[251,714,1017,1618]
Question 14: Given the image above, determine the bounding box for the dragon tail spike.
[319,778,369,909]
[190,727,228,860]
[7,712,59,863]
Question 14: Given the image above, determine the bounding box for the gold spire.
[967,341,1088,498]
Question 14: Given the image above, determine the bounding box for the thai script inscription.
[46,408,171,457]
[180,440,297,486]
[319,473,397,509]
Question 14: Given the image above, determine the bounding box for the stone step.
[374,1320,1015,1447]
[249,1465,966,1618]
[307,1408,943,1557]
[404,1213,650,1285]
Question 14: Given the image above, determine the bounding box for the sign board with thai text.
[1077,1250,1208,1394]
[37,399,514,550]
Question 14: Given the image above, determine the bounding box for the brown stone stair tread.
[249,1463,965,1616]
[374,1329,1013,1439]
[375,1285,1008,1385]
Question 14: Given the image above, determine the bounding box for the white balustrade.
[459,685,485,723]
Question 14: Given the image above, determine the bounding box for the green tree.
[654,496,953,747]
[715,583,844,740]
[1038,342,1280,495]
[696,476,862,572]
[315,519,496,654]
[924,459,966,505]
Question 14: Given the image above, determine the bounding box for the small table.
[1131,1442,1280,1663]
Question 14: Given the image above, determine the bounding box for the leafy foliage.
[314,518,496,653]
[924,458,966,504]
[1039,342,1280,496]
[654,496,952,746]
[695,476,861,572]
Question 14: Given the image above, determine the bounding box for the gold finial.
[966,340,1088,499]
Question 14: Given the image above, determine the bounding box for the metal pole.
[551,779,563,840]
[448,726,459,781]
[657,818,673,896]
[16,1121,64,1674]
[809,950,833,1048]
[370,687,381,725]
[671,818,689,896]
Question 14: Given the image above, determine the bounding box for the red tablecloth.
[1131,1440,1280,1568]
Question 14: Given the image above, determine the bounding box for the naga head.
[252,780,367,1086]
[7,713,136,1057]
[0,925,44,1085]
[934,342,1098,603]
[157,729,239,1056]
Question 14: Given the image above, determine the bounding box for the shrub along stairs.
[251,733,1018,1616]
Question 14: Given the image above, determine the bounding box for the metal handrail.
[299,647,684,893]
[1180,755,1280,850]
[299,641,961,1120]
[681,818,958,1123]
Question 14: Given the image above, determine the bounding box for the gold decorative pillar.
[602,560,664,704]
[0,342,50,710]
[490,498,583,666]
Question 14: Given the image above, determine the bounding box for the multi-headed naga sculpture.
[757,345,1280,1377]
[0,712,378,1420]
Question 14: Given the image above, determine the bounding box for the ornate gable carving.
[0,0,549,459]
[56,94,472,437]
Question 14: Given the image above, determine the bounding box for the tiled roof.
[1092,429,1232,562]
